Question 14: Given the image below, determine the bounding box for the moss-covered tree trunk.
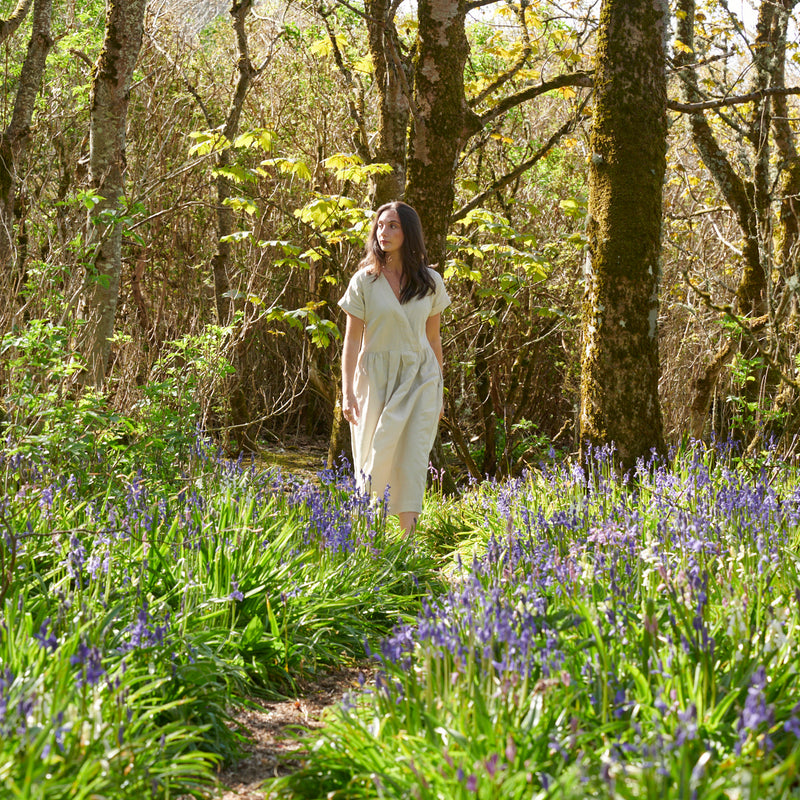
[403,0,480,267]
[366,0,410,207]
[579,0,668,469]
[0,0,51,303]
[80,0,146,386]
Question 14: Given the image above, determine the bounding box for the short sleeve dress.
[339,267,451,514]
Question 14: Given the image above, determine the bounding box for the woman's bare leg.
[397,512,418,539]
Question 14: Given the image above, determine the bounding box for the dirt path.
[213,668,366,799]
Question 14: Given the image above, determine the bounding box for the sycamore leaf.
[233,129,275,151]
[309,34,347,57]
[214,165,258,184]
[188,130,229,156]
[261,158,312,180]
[259,239,302,256]
[294,196,357,228]
[353,54,373,73]
[324,153,361,171]
[489,133,516,145]
[219,230,252,243]
[223,196,258,215]
[299,247,330,262]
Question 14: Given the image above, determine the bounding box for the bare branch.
[682,270,800,391]
[669,86,800,113]
[69,47,95,69]
[479,71,592,127]
[453,103,587,223]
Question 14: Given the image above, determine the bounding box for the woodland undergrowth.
[2,415,800,798]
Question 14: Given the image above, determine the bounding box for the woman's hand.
[342,392,360,425]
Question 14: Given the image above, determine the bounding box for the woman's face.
[376,209,404,257]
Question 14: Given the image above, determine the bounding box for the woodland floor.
[213,667,367,799]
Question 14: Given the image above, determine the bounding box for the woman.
[339,201,450,537]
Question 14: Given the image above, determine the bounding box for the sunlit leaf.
[219,230,252,243]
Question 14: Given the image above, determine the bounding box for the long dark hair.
[360,201,436,304]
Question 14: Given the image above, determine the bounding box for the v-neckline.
[381,270,404,304]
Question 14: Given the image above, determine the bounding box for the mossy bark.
[366,0,410,207]
[579,0,668,469]
[0,1,31,47]
[769,1,800,293]
[81,0,146,386]
[404,0,480,267]
[0,0,52,298]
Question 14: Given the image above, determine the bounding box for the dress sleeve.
[429,269,451,316]
[338,272,366,320]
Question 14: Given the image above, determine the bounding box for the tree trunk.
[476,323,497,477]
[0,0,52,303]
[403,0,480,267]
[81,0,146,386]
[366,0,410,207]
[579,0,668,469]
[212,0,260,451]
[676,0,798,442]
[769,1,800,294]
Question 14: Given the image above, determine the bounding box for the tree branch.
[479,70,592,127]
[469,12,532,109]
[682,270,800,391]
[668,86,800,113]
[453,104,586,223]
[0,0,31,46]
[465,0,500,11]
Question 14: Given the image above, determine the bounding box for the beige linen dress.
[339,267,451,513]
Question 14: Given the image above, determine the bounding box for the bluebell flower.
[33,618,58,652]
[229,576,244,602]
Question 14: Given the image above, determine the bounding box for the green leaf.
[222,196,258,215]
[233,129,275,151]
[261,157,312,180]
[219,230,252,243]
[214,166,258,184]
[241,616,265,651]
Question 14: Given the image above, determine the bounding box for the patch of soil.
[257,438,329,483]
[213,668,368,799]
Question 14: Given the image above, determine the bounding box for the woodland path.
[212,441,359,798]
[214,668,366,799]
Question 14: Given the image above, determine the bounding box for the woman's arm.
[342,313,365,423]
[426,313,444,418]
[425,313,443,373]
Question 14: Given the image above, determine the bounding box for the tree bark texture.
[82,0,146,385]
[0,0,52,287]
[769,1,800,289]
[403,0,480,267]
[366,0,409,207]
[579,0,668,469]
[0,0,32,46]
